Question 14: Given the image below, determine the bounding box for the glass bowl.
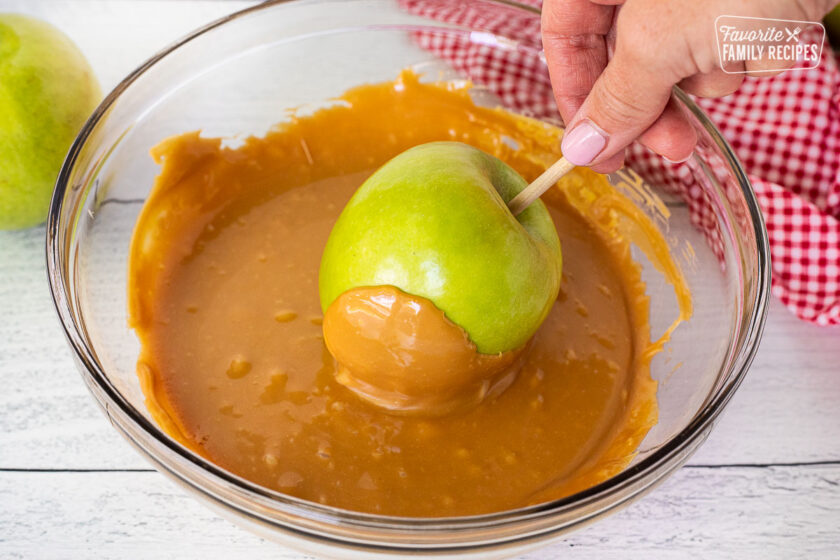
[46,0,770,557]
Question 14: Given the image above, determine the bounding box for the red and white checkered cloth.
[695,45,840,325]
[402,0,840,326]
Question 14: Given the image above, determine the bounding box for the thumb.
[560,46,677,167]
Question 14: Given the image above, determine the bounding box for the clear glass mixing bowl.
[46,0,770,557]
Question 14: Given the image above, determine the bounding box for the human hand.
[542,0,836,172]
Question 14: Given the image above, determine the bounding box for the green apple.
[0,14,101,230]
[319,141,562,355]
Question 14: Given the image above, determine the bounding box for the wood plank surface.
[1,464,838,559]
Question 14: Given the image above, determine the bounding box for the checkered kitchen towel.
[402,0,840,326]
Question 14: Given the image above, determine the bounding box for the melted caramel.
[128,71,691,516]
[324,286,523,415]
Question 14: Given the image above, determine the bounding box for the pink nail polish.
[663,153,692,165]
[561,120,607,166]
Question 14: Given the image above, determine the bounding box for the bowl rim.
[45,0,772,544]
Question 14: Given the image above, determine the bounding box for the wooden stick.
[507,156,575,216]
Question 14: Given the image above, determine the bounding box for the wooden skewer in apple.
[507,156,575,216]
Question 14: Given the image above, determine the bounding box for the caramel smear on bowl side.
[128,70,691,516]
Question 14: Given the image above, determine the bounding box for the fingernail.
[561,120,607,166]
[663,153,692,164]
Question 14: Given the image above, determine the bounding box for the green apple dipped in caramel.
[0,14,101,230]
[320,141,562,413]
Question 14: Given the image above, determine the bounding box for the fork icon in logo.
[785,26,802,42]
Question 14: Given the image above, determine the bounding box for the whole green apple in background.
[0,13,101,230]
[319,141,562,355]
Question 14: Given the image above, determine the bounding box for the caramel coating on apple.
[323,286,524,415]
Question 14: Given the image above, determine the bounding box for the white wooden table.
[1,1,839,558]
